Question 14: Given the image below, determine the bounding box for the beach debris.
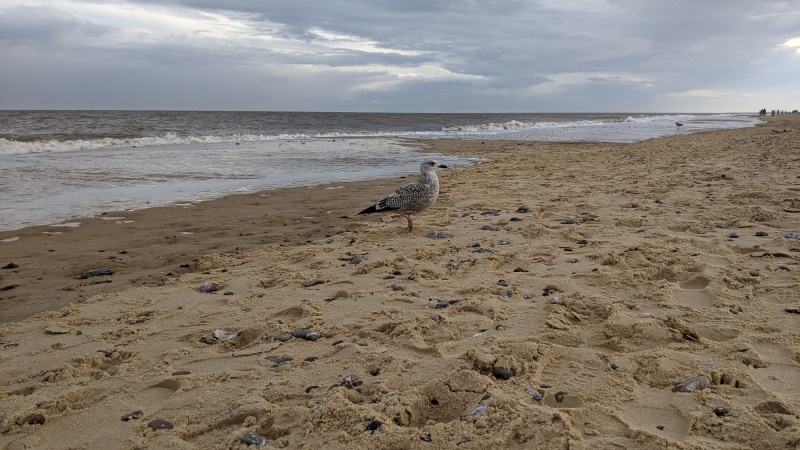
[714,407,730,417]
[266,355,293,365]
[784,307,800,314]
[785,232,799,239]
[147,419,173,430]
[121,410,144,421]
[341,375,363,389]
[302,279,325,288]
[79,268,113,279]
[672,376,709,393]
[365,420,382,434]
[729,232,739,238]
[44,325,71,335]
[516,205,531,213]
[492,366,515,380]
[481,225,496,231]
[241,433,268,446]
[199,281,220,293]
[469,405,488,415]
[212,330,236,341]
[1,262,18,269]
[425,231,450,239]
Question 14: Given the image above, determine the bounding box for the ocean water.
[0,111,760,232]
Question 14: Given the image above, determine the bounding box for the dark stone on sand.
[516,206,530,213]
[25,413,45,425]
[785,307,800,314]
[2,262,18,269]
[304,332,321,341]
[369,366,380,376]
[776,266,790,272]
[241,433,268,446]
[755,231,769,237]
[148,419,173,430]
[513,267,528,272]
[498,280,508,287]
[446,261,459,269]
[729,232,739,238]
[332,339,344,346]
[470,243,481,248]
[200,337,217,345]
[610,363,619,370]
[672,376,709,392]
[481,225,496,231]
[274,333,291,342]
[121,410,144,421]
[510,217,522,222]
[365,420,382,434]
[434,302,450,309]
[656,425,665,430]
[714,407,730,417]
[420,433,432,442]
[543,284,560,293]
[492,366,515,380]
[223,291,234,296]
[79,268,113,279]
[292,329,311,339]
[393,271,402,276]
[561,218,577,224]
[350,257,365,264]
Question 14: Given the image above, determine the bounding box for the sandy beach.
[1,115,799,449]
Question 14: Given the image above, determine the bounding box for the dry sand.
[1,115,799,449]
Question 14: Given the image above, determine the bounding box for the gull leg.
[399,211,413,232]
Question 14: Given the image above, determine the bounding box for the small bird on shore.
[358,160,447,232]
[676,122,684,128]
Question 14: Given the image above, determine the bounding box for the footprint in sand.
[673,276,714,308]
[749,343,800,400]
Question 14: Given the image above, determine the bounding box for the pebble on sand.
[241,433,268,446]
[672,376,709,393]
[147,419,173,430]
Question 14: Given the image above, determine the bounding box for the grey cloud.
[0,5,112,44]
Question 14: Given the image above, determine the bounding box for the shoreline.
[1,115,798,449]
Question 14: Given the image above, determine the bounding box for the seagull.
[676,122,684,128]
[358,160,447,232]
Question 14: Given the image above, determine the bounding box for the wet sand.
[1,115,799,449]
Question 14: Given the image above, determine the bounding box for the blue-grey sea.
[0,111,760,232]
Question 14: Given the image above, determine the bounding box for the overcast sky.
[1,0,798,112]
